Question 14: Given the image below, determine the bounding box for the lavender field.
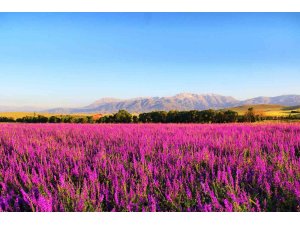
[0,123,300,212]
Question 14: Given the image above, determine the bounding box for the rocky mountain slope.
[45,93,300,114]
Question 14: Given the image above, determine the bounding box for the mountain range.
[1,93,300,114]
[43,93,300,114]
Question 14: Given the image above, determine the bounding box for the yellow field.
[226,104,300,117]
[0,112,96,119]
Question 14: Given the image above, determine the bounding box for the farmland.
[226,104,300,117]
[0,123,300,212]
[0,112,95,120]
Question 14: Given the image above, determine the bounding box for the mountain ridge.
[44,93,300,114]
[1,93,300,114]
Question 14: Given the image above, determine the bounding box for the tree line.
[0,108,299,124]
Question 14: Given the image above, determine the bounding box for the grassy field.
[226,104,300,117]
[0,112,96,119]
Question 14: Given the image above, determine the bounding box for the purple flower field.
[0,123,300,212]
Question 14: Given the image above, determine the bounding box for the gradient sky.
[0,13,299,108]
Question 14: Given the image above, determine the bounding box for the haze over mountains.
[44,93,300,114]
[0,105,45,113]
[1,93,300,113]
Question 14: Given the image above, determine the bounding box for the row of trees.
[98,110,137,123]
[1,108,296,124]
[138,110,240,123]
[13,115,95,124]
[0,117,15,122]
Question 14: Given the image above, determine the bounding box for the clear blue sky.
[0,13,299,107]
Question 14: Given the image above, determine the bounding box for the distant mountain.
[240,95,300,106]
[46,93,300,114]
[46,93,240,114]
[2,93,300,114]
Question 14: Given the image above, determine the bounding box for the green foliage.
[1,107,299,124]
[12,114,96,124]
[0,117,15,122]
[113,110,133,123]
[243,107,266,122]
[215,110,239,123]
[244,107,256,122]
[49,116,62,123]
[16,115,48,123]
[132,115,139,123]
[140,109,236,124]
[139,111,167,123]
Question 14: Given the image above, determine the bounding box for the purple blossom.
[0,123,299,211]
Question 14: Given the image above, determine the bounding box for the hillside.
[283,105,300,111]
[226,104,285,116]
[240,95,300,106]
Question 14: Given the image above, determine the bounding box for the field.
[0,112,95,119]
[0,123,300,212]
[227,104,300,117]
[1,104,300,120]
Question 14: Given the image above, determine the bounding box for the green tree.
[224,110,238,123]
[199,109,216,123]
[0,117,15,123]
[132,115,139,123]
[49,116,62,123]
[244,107,256,122]
[166,110,179,123]
[86,116,94,123]
[139,113,152,123]
[113,110,132,123]
[150,111,167,123]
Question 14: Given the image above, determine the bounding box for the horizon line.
[1,92,300,110]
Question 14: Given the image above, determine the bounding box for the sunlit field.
[227,104,300,117]
[0,112,95,119]
[0,123,299,212]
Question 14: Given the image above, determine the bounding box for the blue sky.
[0,13,299,107]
